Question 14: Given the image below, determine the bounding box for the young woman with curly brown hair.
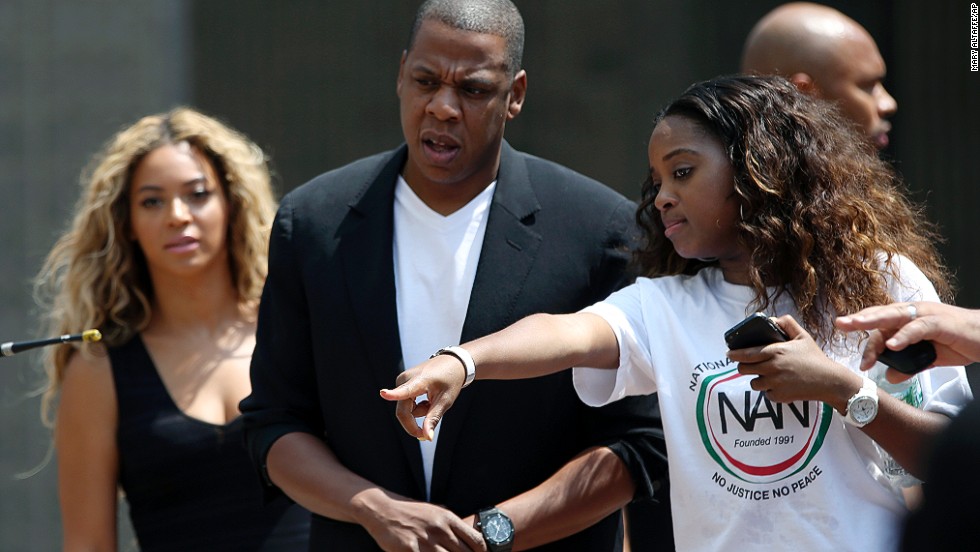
[381,75,972,551]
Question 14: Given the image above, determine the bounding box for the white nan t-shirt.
[393,175,495,499]
[572,257,972,552]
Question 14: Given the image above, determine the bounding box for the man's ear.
[789,72,821,97]
[507,69,527,119]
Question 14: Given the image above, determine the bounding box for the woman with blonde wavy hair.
[35,107,309,551]
[381,76,972,551]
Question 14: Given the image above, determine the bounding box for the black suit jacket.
[242,142,668,551]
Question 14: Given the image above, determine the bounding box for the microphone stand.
[1,330,102,358]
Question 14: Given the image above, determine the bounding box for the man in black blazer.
[241,1,669,550]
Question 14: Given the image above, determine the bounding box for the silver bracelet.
[430,346,476,388]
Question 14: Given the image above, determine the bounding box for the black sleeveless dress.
[109,336,310,551]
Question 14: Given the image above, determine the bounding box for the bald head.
[741,2,897,149]
[742,3,864,78]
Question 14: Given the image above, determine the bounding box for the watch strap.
[430,346,476,388]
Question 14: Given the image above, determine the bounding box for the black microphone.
[1,329,102,358]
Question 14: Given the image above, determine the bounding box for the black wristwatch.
[477,507,514,552]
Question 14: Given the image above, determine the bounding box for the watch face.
[483,513,514,545]
[851,396,877,424]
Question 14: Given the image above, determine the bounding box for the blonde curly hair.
[34,107,276,425]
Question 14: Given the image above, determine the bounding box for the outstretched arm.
[380,311,619,440]
[835,301,980,379]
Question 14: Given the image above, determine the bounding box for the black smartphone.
[725,312,789,349]
[877,341,937,375]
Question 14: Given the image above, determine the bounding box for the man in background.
[742,2,898,150]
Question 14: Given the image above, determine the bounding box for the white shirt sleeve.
[572,285,658,406]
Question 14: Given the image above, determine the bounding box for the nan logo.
[696,368,833,484]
